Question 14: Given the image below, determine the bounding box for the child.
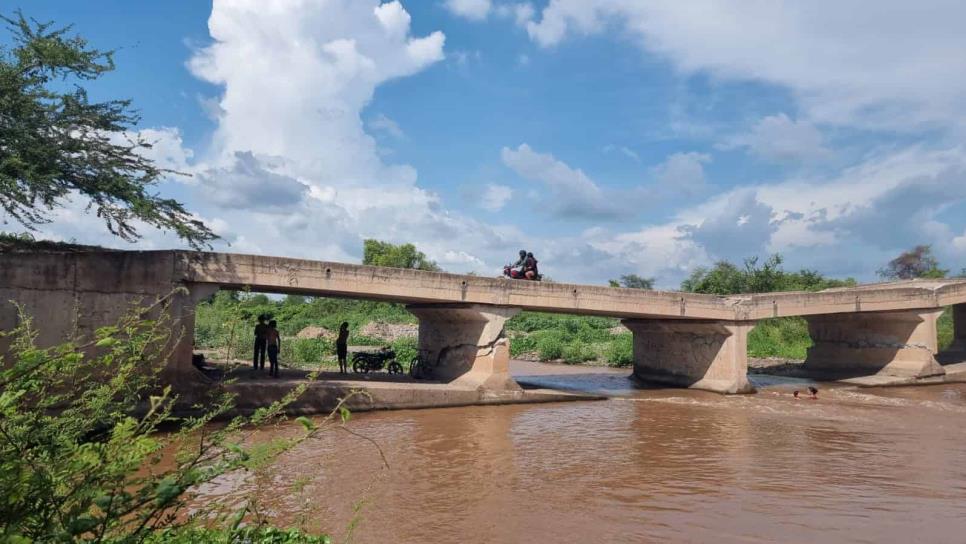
[266,320,281,378]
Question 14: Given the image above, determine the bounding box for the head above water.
[808,386,818,395]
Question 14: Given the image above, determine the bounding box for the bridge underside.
[2,249,966,400]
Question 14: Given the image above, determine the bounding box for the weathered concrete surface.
[803,309,946,379]
[406,304,519,391]
[214,378,604,416]
[622,319,756,394]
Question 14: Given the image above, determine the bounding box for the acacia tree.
[877,245,947,280]
[0,12,216,248]
[608,274,655,290]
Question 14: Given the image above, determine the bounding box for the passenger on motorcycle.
[524,252,538,280]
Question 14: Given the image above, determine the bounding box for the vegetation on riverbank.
[0,297,354,542]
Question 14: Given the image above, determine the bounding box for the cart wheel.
[388,361,403,374]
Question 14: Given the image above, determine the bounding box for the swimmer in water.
[808,386,818,399]
[793,390,800,399]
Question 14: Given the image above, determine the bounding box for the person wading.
[266,319,281,378]
[253,314,269,372]
[337,322,349,374]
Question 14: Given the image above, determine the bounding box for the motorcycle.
[351,347,403,374]
[503,265,541,281]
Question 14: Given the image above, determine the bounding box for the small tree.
[877,245,947,280]
[0,12,216,248]
[362,239,440,271]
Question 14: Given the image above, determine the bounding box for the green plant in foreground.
[0,294,369,543]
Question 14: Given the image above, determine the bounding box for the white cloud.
[367,113,405,140]
[650,151,710,197]
[721,114,830,163]
[443,0,492,21]
[495,2,535,27]
[480,184,513,211]
[524,0,966,130]
[501,143,631,220]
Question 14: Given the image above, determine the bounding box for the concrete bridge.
[2,249,965,396]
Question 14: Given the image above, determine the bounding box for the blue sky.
[6,1,966,286]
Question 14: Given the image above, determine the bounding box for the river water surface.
[194,362,966,543]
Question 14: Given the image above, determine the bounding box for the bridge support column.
[622,319,756,394]
[950,304,966,353]
[407,304,520,391]
[803,309,945,378]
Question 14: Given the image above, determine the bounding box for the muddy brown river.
[191,362,966,543]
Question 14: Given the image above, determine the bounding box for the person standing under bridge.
[253,314,268,372]
[266,320,281,378]
[337,322,350,374]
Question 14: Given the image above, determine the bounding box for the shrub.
[509,334,538,357]
[561,341,595,364]
[0,298,363,542]
[605,333,634,367]
[391,336,418,364]
[535,331,566,360]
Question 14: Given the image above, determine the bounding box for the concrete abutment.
[407,304,520,391]
[621,319,756,394]
[803,308,946,379]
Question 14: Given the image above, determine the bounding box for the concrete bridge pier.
[802,309,946,379]
[949,304,966,353]
[621,319,756,394]
[407,304,521,391]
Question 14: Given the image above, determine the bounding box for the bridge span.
[2,249,966,395]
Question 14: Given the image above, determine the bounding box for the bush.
[535,331,566,360]
[747,317,812,359]
[605,333,634,367]
[286,338,334,363]
[509,334,538,357]
[0,300,350,542]
[561,341,595,364]
[391,336,418,364]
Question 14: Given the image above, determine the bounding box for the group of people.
[252,315,282,377]
[510,249,539,279]
[252,316,352,377]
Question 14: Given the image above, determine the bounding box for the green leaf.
[296,415,316,431]
[339,406,351,424]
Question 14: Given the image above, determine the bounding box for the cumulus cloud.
[494,2,535,27]
[678,189,777,262]
[720,114,830,163]
[501,143,633,220]
[523,0,966,130]
[197,152,310,210]
[651,151,710,198]
[367,113,405,140]
[443,0,492,21]
[480,184,513,212]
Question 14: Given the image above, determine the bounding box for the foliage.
[0,12,215,249]
[747,318,813,359]
[608,274,654,289]
[681,254,856,294]
[877,245,948,280]
[0,297,360,542]
[604,333,633,367]
[362,239,440,271]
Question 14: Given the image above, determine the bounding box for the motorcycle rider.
[511,249,527,278]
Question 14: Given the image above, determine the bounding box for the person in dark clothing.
[524,252,539,280]
[266,320,281,378]
[253,315,268,371]
[511,249,527,275]
[336,322,349,374]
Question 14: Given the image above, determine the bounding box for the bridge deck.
[176,251,966,320]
